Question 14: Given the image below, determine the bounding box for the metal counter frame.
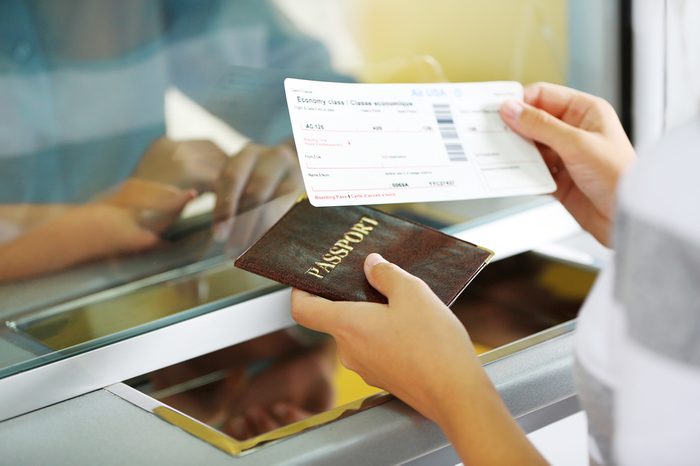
[0,321,579,466]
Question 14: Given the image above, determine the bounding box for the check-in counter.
[0,0,629,462]
[0,196,607,465]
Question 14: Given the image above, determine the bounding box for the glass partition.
[0,0,622,380]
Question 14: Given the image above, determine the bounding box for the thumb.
[136,189,196,234]
[500,99,583,158]
[157,187,197,215]
[128,228,161,252]
[364,253,419,300]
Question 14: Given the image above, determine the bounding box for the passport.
[234,199,494,305]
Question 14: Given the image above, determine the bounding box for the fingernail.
[501,99,524,121]
[365,253,387,269]
[213,219,233,242]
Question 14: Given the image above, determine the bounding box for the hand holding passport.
[235,199,493,305]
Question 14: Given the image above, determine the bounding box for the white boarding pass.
[284,79,555,207]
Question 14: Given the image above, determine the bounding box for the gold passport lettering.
[305,216,379,279]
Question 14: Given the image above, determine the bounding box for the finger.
[290,289,347,334]
[525,82,614,129]
[245,405,279,435]
[108,178,196,211]
[225,415,252,440]
[135,189,196,234]
[363,253,424,300]
[237,149,290,212]
[212,146,259,241]
[173,140,228,192]
[272,402,311,425]
[524,82,582,118]
[500,99,585,163]
[305,376,334,412]
[535,143,563,175]
[270,143,304,199]
[124,227,161,253]
[271,169,304,199]
[178,140,228,170]
[549,166,576,204]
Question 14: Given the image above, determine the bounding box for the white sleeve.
[615,333,700,466]
[611,116,700,465]
[612,203,700,464]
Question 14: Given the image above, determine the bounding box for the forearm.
[0,226,91,282]
[0,240,74,283]
[0,204,73,231]
[0,210,108,282]
[436,370,547,466]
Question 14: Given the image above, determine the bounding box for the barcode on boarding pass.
[432,103,467,162]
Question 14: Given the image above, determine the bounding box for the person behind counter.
[292,82,700,465]
[0,0,343,281]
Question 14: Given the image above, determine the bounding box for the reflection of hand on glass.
[148,330,333,439]
[133,137,229,193]
[0,134,303,282]
[213,141,303,241]
[0,179,195,282]
[149,330,303,425]
[132,136,302,241]
[222,347,335,440]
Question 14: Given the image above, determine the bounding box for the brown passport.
[234,199,494,306]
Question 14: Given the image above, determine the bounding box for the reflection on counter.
[126,327,387,455]
[456,251,597,349]
[123,251,596,455]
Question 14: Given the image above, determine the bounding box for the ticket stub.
[284,78,555,207]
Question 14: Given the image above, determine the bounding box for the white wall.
[634,0,700,148]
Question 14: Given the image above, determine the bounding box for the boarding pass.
[284,79,555,207]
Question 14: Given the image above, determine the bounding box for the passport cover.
[234,199,494,306]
